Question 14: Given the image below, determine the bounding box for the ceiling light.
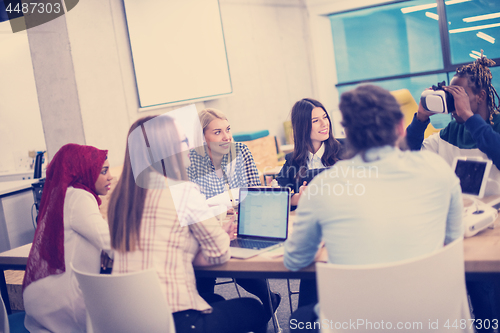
[425,12,439,20]
[449,22,500,33]
[476,32,495,44]
[401,3,436,14]
[445,0,472,5]
[471,50,483,56]
[463,12,500,23]
[469,53,480,59]
[402,0,471,14]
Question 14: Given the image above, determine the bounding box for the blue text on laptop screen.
[239,189,288,238]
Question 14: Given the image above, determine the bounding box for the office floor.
[215,278,300,333]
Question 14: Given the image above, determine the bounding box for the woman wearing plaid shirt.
[108,115,268,333]
[187,109,261,199]
[188,108,281,322]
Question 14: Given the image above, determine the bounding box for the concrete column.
[25,14,85,161]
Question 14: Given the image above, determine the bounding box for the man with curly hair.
[407,54,500,196]
[406,54,500,332]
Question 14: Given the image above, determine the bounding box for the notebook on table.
[230,187,290,259]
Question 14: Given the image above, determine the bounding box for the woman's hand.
[291,181,307,206]
[222,215,237,240]
[100,251,113,272]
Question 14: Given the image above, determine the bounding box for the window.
[329,0,500,129]
[330,0,442,83]
[446,0,500,65]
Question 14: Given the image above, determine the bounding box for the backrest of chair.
[391,88,440,139]
[241,135,280,170]
[316,238,472,332]
[72,265,175,333]
[0,294,9,333]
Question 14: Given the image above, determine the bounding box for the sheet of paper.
[206,188,240,207]
[259,246,284,259]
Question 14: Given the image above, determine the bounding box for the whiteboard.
[123,0,232,108]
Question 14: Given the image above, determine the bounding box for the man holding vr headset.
[406,54,500,332]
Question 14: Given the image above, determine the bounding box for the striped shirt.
[187,142,261,199]
[112,173,230,313]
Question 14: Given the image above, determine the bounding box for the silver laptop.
[230,187,290,259]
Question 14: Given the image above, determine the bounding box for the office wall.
[205,0,315,141]
[17,0,386,168]
[0,23,45,174]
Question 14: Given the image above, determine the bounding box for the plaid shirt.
[113,173,230,313]
[187,142,261,199]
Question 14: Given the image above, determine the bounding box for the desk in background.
[0,243,30,314]
[0,180,36,253]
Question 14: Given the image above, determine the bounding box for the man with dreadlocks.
[406,55,500,331]
[407,55,500,194]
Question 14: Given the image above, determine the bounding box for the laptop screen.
[237,187,290,240]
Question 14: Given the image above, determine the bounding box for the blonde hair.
[199,108,228,132]
[194,108,235,159]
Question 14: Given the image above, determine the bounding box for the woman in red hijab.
[22,143,113,333]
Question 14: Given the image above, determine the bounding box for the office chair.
[1,294,29,333]
[215,278,241,297]
[391,88,441,138]
[316,238,472,332]
[72,264,176,333]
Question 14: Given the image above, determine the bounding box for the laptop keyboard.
[230,239,280,249]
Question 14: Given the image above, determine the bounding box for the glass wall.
[446,0,500,65]
[330,0,442,83]
[330,0,500,129]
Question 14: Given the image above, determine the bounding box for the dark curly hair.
[455,53,500,125]
[339,85,403,159]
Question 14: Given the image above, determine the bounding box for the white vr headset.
[420,81,455,114]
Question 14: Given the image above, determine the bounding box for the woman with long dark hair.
[276,98,342,207]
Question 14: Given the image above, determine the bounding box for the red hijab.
[23,144,108,290]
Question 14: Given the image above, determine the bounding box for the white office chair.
[71,264,176,333]
[316,238,472,332]
[1,293,7,333]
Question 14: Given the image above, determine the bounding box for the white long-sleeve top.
[23,187,111,333]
